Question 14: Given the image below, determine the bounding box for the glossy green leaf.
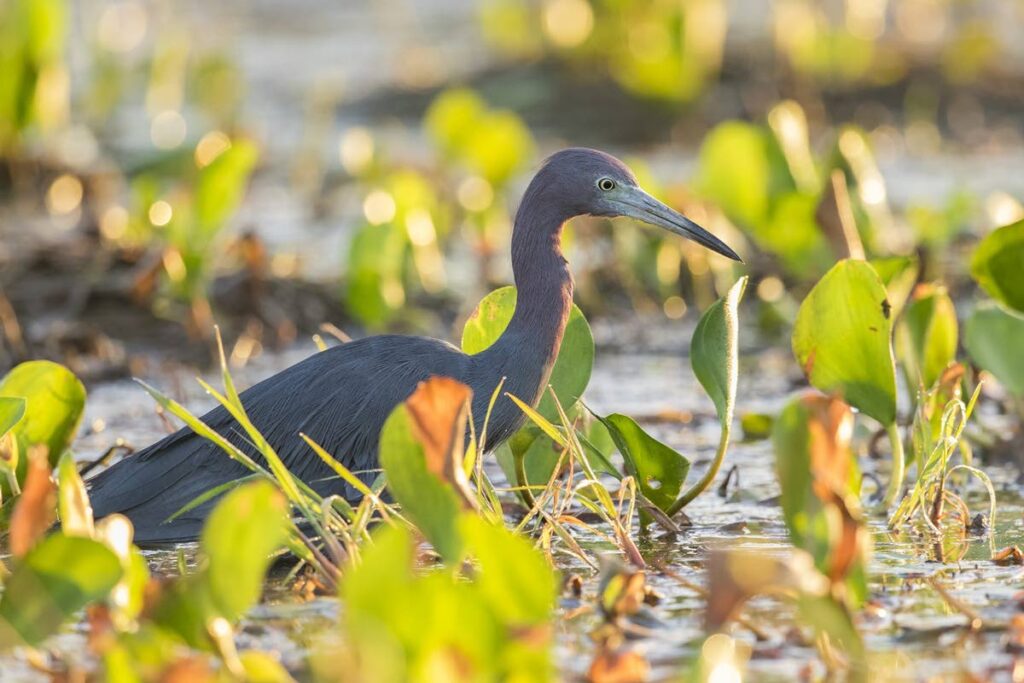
[379,403,463,562]
[597,413,688,513]
[0,396,25,437]
[964,302,1024,396]
[0,360,86,466]
[896,284,958,390]
[692,277,745,424]
[971,219,1024,315]
[0,534,122,649]
[200,480,290,622]
[792,259,896,425]
[462,286,594,421]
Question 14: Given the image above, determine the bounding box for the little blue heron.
[87,148,740,543]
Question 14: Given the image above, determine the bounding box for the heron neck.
[471,194,574,444]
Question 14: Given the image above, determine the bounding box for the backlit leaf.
[970,219,1024,315]
[964,302,1024,396]
[597,414,688,513]
[0,534,122,649]
[0,360,86,469]
[792,259,896,425]
[896,284,958,390]
[462,286,594,421]
[200,480,290,621]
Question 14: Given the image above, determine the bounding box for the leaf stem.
[513,450,536,509]
[884,421,905,508]
[670,418,731,514]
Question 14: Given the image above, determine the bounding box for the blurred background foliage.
[0,0,1022,374]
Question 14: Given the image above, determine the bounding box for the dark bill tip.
[622,189,743,263]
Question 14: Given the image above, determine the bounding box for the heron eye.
[597,177,616,192]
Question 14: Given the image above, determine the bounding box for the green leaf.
[200,480,290,621]
[870,255,919,317]
[971,219,1024,315]
[0,396,25,437]
[345,221,408,328]
[964,302,1024,397]
[692,277,745,424]
[459,515,557,624]
[792,259,896,425]
[597,414,688,513]
[0,360,86,466]
[696,122,771,228]
[462,286,594,421]
[193,138,258,236]
[771,394,867,604]
[896,284,958,390]
[379,404,463,562]
[0,534,122,649]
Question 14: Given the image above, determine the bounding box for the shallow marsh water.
[2,314,1020,681]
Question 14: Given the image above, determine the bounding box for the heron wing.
[87,336,469,543]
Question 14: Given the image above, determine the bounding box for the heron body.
[87,148,739,543]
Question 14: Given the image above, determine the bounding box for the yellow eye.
[597,177,616,192]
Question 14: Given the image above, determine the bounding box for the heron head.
[541,148,741,262]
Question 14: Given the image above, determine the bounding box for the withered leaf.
[10,445,55,558]
[405,376,477,510]
[587,647,649,683]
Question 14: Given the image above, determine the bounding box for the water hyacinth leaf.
[0,534,122,649]
[200,480,290,622]
[340,522,553,682]
[692,276,745,424]
[192,138,258,237]
[345,221,407,328]
[705,549,827,632]
[0,360,86,468]
[0,396,25,437]
[970,219,1024,315]
[696,121,771,228]
[9,447,56,558]
[597,414,688,513]
[425,88,486,158]
[380,378,473,562]
[896,284,958,390]
[462,286,594,421]
[964,302,1024,396]
[459,514,557,624]
[792,259,896,425]
[670,276,747,511]
[57,451,93,537]
[771,393,868,604]
[870,255,919,317]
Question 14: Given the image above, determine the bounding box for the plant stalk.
[670,419,731,515]
[884,421,905,508]
[513,450,536,509]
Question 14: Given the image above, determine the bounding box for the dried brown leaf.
[993,546,1024,566]
[587,648,649,683]
[405,376,477,510]
[10,445,55,557]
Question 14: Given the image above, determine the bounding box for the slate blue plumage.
[87,148,739,543]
